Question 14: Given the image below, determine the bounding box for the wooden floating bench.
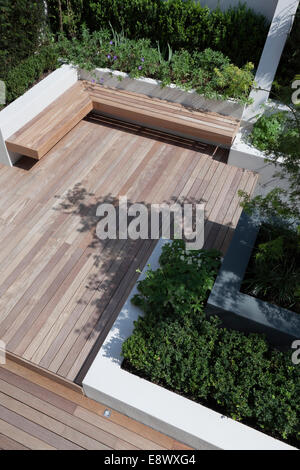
[5,81,240,160]
[5,82,93,160]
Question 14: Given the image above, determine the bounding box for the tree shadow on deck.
[53,181,237,384]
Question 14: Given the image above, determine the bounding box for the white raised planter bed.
[229,100,293,196]
[82,238,296,450]
[0,0,298,173]
[79,67,245,120]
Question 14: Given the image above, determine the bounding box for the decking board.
[0,118,257,384]
[0,359,191,450]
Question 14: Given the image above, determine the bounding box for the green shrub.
[132,240,221,318]
[242,223,300,313]
[4,46,59,105]
[47,0,269,67]
[250,110,300,156]
[0,0,46,75]
[57,30,255,103]
[250,112,289,153]
[122,240,300,444]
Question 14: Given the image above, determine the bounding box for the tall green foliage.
[3,45,59,106]
[0,0,46,76]
[46,0,84,37]
[46,0,269,67]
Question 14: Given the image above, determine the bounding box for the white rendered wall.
[0,64,78,166]
[243,0,299,122]
[200,0,278,22]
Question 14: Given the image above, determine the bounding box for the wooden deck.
[0,358,191,450]
[5,81,240,160]
[0,116,258,384]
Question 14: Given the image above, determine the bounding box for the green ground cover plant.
[122,240,300,445]
[57,28,255,104]
[242,223,300,313]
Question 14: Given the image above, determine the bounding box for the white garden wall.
[243,0,299,122]
[199,0,278,22]
[228,0,299,194]
[0,64,78,166]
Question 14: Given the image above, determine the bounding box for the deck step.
[5,82,93,160]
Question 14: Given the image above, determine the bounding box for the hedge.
[122,240,300,445]
[0,0,46,76]
[47,0,269,67]
[2,46,59,106]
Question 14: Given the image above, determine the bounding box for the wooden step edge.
[91,98,234,135]
[83,81,240,124]
[89,92,238,131]
[5,351,83,395]
[5,141,40,160]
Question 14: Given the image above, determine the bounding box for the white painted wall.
[243,0,299,122]
[199,0,278,22]
[0,64,78,166]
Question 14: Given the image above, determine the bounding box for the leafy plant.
[3,45,59,105]
[0,0,47,76]
[56,29,255,103]
[122,241,300,444]
[242,223,300,312]
[46,0,269,68]
[250,111,289,152]
[241,106,300,222]
[131,240,221,318]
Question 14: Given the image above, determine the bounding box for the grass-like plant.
[242,223,300,313]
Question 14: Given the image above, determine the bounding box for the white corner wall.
[244,0,299,122]
[0,64,78,166]
[200,0,278,22]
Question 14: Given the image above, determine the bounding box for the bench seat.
[5,80,240,161]
[85,82,240,147]
[5,82,93,159]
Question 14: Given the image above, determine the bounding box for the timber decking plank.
[0,359,190,450]
[0,119,257,383]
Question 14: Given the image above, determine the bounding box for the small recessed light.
[104,409,111,418]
